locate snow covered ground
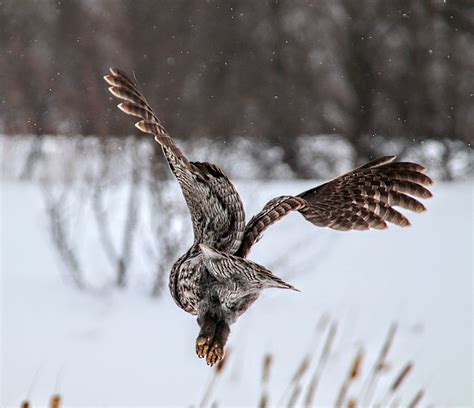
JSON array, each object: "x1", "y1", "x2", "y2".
[{"x1": 1, "y1": 179, "x2": 473, "y2": 407}]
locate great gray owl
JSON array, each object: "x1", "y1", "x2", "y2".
[{"x1": 104, "y1": 68, "x2": 432, "y2": 366}]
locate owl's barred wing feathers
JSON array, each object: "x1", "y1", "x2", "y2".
[
  {"x1": 236, "y1": 156, "x2": 433, "y2": 258},
  {"x1": 104, "y1": 67, "x2": 190, "y2": 167},
  {"x1": 104, "y1": 68, "x2": 245, "y2": 252}
]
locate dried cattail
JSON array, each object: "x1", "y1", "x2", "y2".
[
  {"x1": 376, "y1": 323, "x2": 397, "y2": 372},
  {"x1": 262, "y1": 354, "x2": 273, "y2": 384},
  {"x1": 21, "y1": 401, "x2": 30, "y2": 408},
  {"x1": 350, "y1": 350, "x2": 364, "y2": 379},
  {"x1": 335, "y1": 349, "x2": 364, "y2": 407},
  {"x1": 377, "y1": 361, "x2": 414, "y2": 407},
  {"x1": 408, "y1": 390, "x2": 425, "y2": 408},
  {"x1": 304, "y1": 322, "x2": 337, "y2": 407},
  {"x1": 259, "y1": 354, "x2": 273, "y2": 408},
  {"x1": 347, "y1": 398, "x2": 357, "y2": 408},
  {"x1": 391, "y1": 362, "x2": 413, "y2": 392},
  {"x1": 291, "y1": 355, "x2": 310, "y2": 385},
  {"x1": 50, "y1": 394, "x2": 61, "y2": 408}
]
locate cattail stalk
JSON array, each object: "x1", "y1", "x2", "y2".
[
  {"x1": 199, "y1": 350, "x2": 231, "y2": 408},
  {"x1": 408, "y1": 390, "x2": 424, "y2": 408},
  {"x1": 259, "y1": 354, "x2": 273, "y2": 408},
  {"x1": 390, "y1": 362, "x2": 413, "y2": 393},
  {"x1": 287, "y1": 384, "x2": 302, "y2": 407},
  {"x1": 376, "y1": 362, "x2": 413, "y2": 407},
  {"x1": 282, "y1": 354, "x2": 310, "y2": 406},
  {"x1": 304, "y1": 322, "x2": 338, "y2": 406},
  {"x1": 361, "y1": 323, "x2": 397, "y2": 406},
  {"x1": 334, "y1": 349, "x2": 364, "y2": 407}
]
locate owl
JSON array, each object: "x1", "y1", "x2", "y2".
[{"x1": 104, "y1": 68, "x2": 432, "y2": 366}]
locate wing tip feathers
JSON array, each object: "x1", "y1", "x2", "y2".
[
  {"x1": 135, "y1": 120, "x2": 147, "y2": 133},
  {"x1": 374, "y1": 221, "x2": 388, "y2": 230},
  {"x1": 103, "y1": 74, "x2": 114, "y2": 85},
  {"x1": 108, "y1": 86, "x2": 121, "y2": 99},
  {"x1": 400, "y1": 218, "x2": 412, "y2": 227},
  {"x1": 117, "y1": 102, "x2": 127, "y2": 114}
]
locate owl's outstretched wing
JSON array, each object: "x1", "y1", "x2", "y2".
[
  {"x1": 235, "y1": 156, "x2": 433, "y2": 258},
  {"x1": 104, "y1": 68, "x2": 245, "y2": 252}
]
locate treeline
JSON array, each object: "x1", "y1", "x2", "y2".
[{"x1": 1, "y1": 0, "x2": 472, "y2": 177}]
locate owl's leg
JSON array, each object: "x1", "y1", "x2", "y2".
[
  {"x1": 206, "y1": 320, "x2": 230, "y2": 366},
  {"x1": 196, "y1": 313, "x2": 217, "y2": 359}
]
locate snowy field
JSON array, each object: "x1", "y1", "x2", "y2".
[{"x1": 1, "y1": 179, "x2": 473, "y2": 407}]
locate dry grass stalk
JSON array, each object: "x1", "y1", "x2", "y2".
[
  {"x1": 408, "y1": 390, "x2": 425, "y2": 408},
  {"x1": 22, "y1": 364, "x2": 44, "y2": 408},
  {"x1": 50, "y1": 394, "x2": 61, "y2": 408},
  {"x1": 199, "y1": 349, "x2": 231, "y2": 408},
  {"x1": 258, "y1": 394, "x2": 269, "y2": 408},
  {"x1": 334, "y1": 349, "x2": 364, "y2": 407},
  {"x1": 281, "y1": 317, "x2": 334, "y2": 406},
  {"x1": 199, "y1": 372, "x2": 218, "y2": 408},
  {"x1": 390, "y1": 362, "x2": 413, "y2": 393},
  {"x1": 316, "y1": 313, "x2": 330, "y2": 332},
  {"x1": 262, "y1": 354, "x2": 273, "y2": 384},
  {"x1": 259, "y1": 354, "x2": 273, "y2": 408},
  {"x1": 351, "y1": 351, "x2": 364, "y2": 379},
  {"x1": 347, "y1": 398, "x2": 357, "y2": 408},
  {"x1": 377, "y1": 361, "x2": 414, "y2": 407},
  {"x1": 361, "y1": 323, "x2": 397, "y2": 406},
  {"x1": 281, "y1": 355, "x2": 310, "y2": 406},
  {"x1": 304, "y1": 322, "x2": 338, "y2": 406},
  {"x1": 278, "y1": 351, "x2": 311, "y2": 405},
  {"x1": 291, "y1": 355, "x2": 311, "y2": 385},
  {"x1": 390, "y1": 397, "x2": 401, "y2": 408},
  {"x1": 287, "y1": 384, "x2": 302, "y2": 407}
]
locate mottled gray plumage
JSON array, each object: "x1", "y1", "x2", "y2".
[{"x1": 104, "y1": 68, "x2": 433, "y2": 366}]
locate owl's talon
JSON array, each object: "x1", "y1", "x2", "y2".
[
  {"x1": 196, "y1": 335, "x2": 212, "y2": 358},
  {"x1": 206, "y1": 343, "x2": 224, "y2": 366},
  {"x1": 196, "y1": 316, "x2": 229, "y2": 366}
]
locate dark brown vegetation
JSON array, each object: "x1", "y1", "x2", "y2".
[{"x1": 1, "y1": 0, "x2": 472, "y2": 179}]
